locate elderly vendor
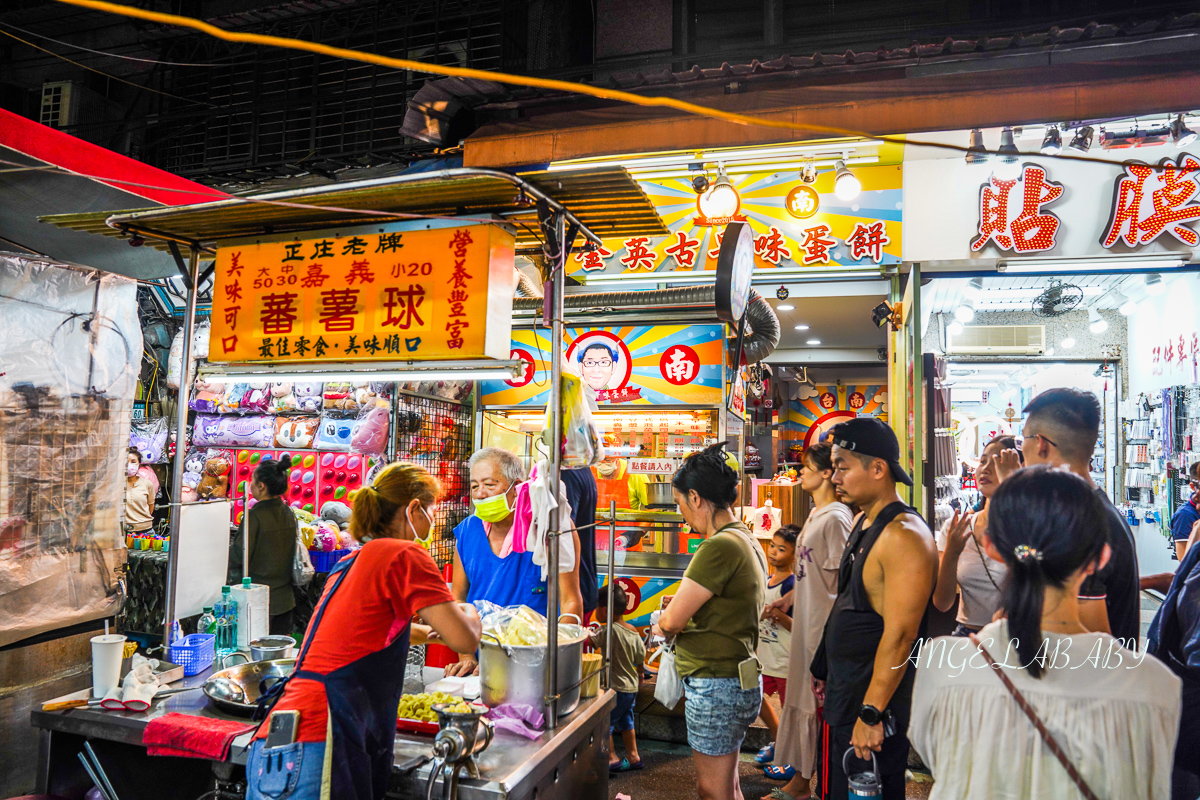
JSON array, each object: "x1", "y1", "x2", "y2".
[{"x1": 446, "y1": 447, "x2": 583, "y2": 676}]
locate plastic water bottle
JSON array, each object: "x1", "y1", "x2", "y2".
[
  {"x1": 197, "y1": 607, "x2": 216, "y2": 636},
  {"x1": 215, "y1": 586, "x2": 238, "y2": 656}
]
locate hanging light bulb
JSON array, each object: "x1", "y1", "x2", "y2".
[
  {"x1": 1145, "y1": 273, "x2": 1166, "y2": 296},
  {"x1": 1172, "y1": 114, "x2": 1197, "y2": 148},
  {"x1": 965, "y1": 128, "x2": 989, "y2": 165},
  {"x1": 1088, "y1": 307, "x2": 1108, "y2": 334},
  {"x1": 947, "y1": 320, "x2": 964, "y2": 336},
  {"x1": 698, "y1": 165, "x2": 740, "y2": 219},
  {"x1": 1068, "y1": 126, "x2": 1094, "y2": 153},
  {"x1": 962, "y1": 276, "x2": 984, "y2": 300},
  {"x1": 992, "y1": 127, "x2": 1021, "y2": 181},
  {"x1": 1114, "y1": 291, "x2": 1138, "y2": 316},
  {"x1": 833, "y1": 160, "x2": 861, "y2": 201},
  {"x1": 953, "y1": 297, "x2": 976, "y2": 323},
  {"x1": 1040, "y1": 125, "x2": 1063, "y2": 155}
]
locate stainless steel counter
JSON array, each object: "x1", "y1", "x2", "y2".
[{"x1": 32, "y1": 665, "x2": 615, "y2": 800}]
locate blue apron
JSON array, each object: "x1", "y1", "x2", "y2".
[{"x1": 259, "y1": 551, "x2": 411, "y2": 800}]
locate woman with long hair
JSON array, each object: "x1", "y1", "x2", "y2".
[
  {"x1": 932, "y1": 436, "x2": 1021, "y2": 636},
  {"x1": 912, "y1": 466, "x2": 1181, "y2": 799},
  {"x1": 763, "y1": 443, "x2": 854, "y2": 799},
  {"x1": 244, "y1": 463, "x2": 482, "y2": 800},
  {"x1": 651, "y1": 442, "x2": 768, "y2": 800}
]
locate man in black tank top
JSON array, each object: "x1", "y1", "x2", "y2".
[{"x1": 810, "y1": 417, "x2": 937, "y2": 800}]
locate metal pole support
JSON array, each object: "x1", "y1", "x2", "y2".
[
  {"x1": 605, "y1": 500, "x2": 616, "y2": 692},
  {"x1": 545, "y1": 213, "x2": 566, "y2": 728},
  {"x1": 163, "y1": 247, "x2": 201, "y2": 647}
]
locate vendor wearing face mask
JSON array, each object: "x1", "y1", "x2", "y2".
[
  {"x1": 446, "y1": 447, "x2": 584, "y2": 677},
  {"x1": 124, "y1": 448, "x2": 155, "y2": 534},
  {"x1": 591, "y1": 434, "x2": 650, "y2": 550}
]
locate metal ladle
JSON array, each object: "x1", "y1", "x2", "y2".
[{"x1": 205, "y1": 675, "x2": 247, "y2": 704}]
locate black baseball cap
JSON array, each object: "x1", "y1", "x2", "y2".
[{"x1": 829, "y1": 416, "x2": 913, "y2": 486}]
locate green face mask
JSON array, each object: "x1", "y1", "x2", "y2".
[{"x1": 473, "y1": 485, "x2": 514, "y2": 522}]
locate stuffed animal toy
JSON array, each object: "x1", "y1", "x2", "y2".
[
  {"x1": 315, "y1": 414, "x2": 354, "y2": 451},
  {"x1": 295, "y1": 382, "x2": 323, "y2": 412},
  {"x1": 350, "y1": 406, "x2": 390, "y2": 456},
  {"x1": 351, "y1": 382, "x2": 376, "y2": 408},
  {"x1": 130, "y1": 419, "x2": 169, "y2": 463},
  {"x1": 218, "y1": 382, "x2": 249, "y2": 414},
  {"x1": 241, "y1": 382, "x2": 270, "y2": 413},
  {"x1": 312, "y1": 524, "x2": 338, "y2": 553},
  {"x1": 320, "y1": 501, "x2": 352, "y2": 530},
  {"x1": 323, "y1": 382, "x2": 357, "y2": 412},
  {"x1": 192, "y1": 322, "x2": 211, "y2": 360},
  {"x1": 182, "y1": 485, "x2": 199, "y2": 504},
  {"x1": 337, "y1": 530, "x2": 354, "y2": 550},
  {"x1": 166, "y1": 329, "x2": 184, "y2": 390},
  {"x1": 275, "y1": 416, "x2": 318, "y2": 449},
  {"x1": 193, "y1": 415, "x2": 276, "y2": 448},
  {"x1": 189, "y1": 378, "x2": 225, "y2": 413},
  {"x1": 269, "y1": 382, "x2": 299, "y2": 413},
  {"x1": 197, "y1": 452, "x2": 231, "y2": 499}
]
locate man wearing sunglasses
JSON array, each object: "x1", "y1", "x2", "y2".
[{"x1": 1021, "y1": 388, "x2": 1140, "y2": 648}]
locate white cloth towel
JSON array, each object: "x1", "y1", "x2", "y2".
[{"x1": 528, "y1": 460, "x2": 577, "y2": 580}]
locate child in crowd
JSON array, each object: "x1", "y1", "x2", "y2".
[
  {"x1": 591, "y1": 582, "x2": 646, "y2": 774},
  {"x1": 756, "y1": 525, "x2": 797, "y2": 779}
]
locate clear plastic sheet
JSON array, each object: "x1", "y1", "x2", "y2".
[{"x1": 0, "y1": 254, "x2": 139, "y2": 646}]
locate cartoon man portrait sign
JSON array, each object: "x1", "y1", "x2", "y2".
[{"x1": 566, "y1": 330, "x2": 638, "y2": 402}]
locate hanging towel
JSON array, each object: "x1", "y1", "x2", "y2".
[
  {"x1": 143, "y1": 712, "x2": 254, "y2": 759},
  {"x1": 528, "y1": 460, "x2": 577, "y2": 580},
  {"x1": 496, "y1": 481, "x2": 533, "y2": 558}
]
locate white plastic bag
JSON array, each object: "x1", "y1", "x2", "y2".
[
  {"x1": 541, "y1": 374, "x2": 605, "y2": 468},
  {"x1": 166, "y1": 329, "x2": 184, "y2": 389},
  {"x1": 651, "y1": 641, "x2": 684, "y2": 708},
  {"x1": 293, "y1": 526, "x2": 315, "y2": 587}
]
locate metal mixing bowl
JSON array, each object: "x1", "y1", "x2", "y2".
[{"x1": 202, "y1": 658, "x2": 295, "y2": 716}]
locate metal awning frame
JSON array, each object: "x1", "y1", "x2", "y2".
[{"x1": 97, "y1": 168, "x2": 614, "y2": 255}]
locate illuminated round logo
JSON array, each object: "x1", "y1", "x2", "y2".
[
  {"x1": 506, "y1": 348, "x2": 536, "y2": 387},
  {"x1": 566, "y1": 331, "x2": 633, "y2": 393},
  {"x1": 819, "y1": 391, "x2": 837, "y2": 410},
  {"x1": 848, "y1": 391, "x2": 866, "y2": 410},
  {"x1": 659, "y1": 344, "x2": 700, "y2": 386},
  {"x1": 785, "y1": 184, "x2": 820, "y2": 219}
]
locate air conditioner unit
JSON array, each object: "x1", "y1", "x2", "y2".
[
  {"x1": 947, "y1": 324, "x2": 1045, "y2": 355},
  {"x1": 40, "y1": 80, "x2": 115, "y2": 132}
]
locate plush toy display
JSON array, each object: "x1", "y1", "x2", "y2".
[
  {"x1": 166, "y1": 329, "x2": 185, "y2": 390},
  {"x1": 295, "y1": 382, "x2": 323, "y2": 412},
  {"x1": 217, "y1": 382, "x2": 249, "y2": 414},
  {"x1": 194, "y1": 414, "x2": 277, "y2": 448},
  {"x1": 315, "y1": 414, "x2": 355, "y2": 451},
  {"x1": 311, "y1": 524, "x2": 338, "y2": 552},
  {"x1": 181, "y1": 449, "x2": 206, "y2": 502},
  {"x1": 323, "y1": 382, "x2": 357, "y2": 412},
  {"x1": 192, "y1": 321, "x2": 211, "y2": 360},
  {"x1": 350, "y1": 406, "x2": 390, "y2": 456},
  {"x1": 196, "y1": 452, "x2": 232, "y2": 499},
  {"x1": 241, "y1": 383, "x2": 270, "y2": 413},
  {"x1": 275, "y1": 416, "x2": 319, "y2": 449},
  {"x1": 269, "y1": 382, "x2": 300, "y2": 413},
  {"x1": 130, "y1": 418, "x2": 169, "y2": 463},
  {"x1": 320, "y1": 501, "x2": 352, "y2": 530},
  {"x1": 189, "y1": 378, "x2": 225, "y2": 413}
]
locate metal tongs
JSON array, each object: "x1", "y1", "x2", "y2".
[{"x1": 77, "y1": 741, "x2": 121, "y2": 800}]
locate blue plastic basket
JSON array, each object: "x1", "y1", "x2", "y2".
[
  {"x1": 310, "y1": 548, "x2": 350, "y2": 573},
  {"x1": 168, "y1": 633, "x2": 216, "y2": 677}
]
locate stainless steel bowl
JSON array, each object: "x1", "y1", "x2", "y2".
[
  {"x1": 645, "y1": 481, "x2": 676, "y2": 508},
  {"x1": 202, "y1": 658, "x2": 295, "y2": 716}
]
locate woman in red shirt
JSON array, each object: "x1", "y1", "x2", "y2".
[{"x1": 246, "y1": 463, "x2": 482, "y2": 800}]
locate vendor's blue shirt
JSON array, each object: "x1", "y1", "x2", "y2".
[
  {"x1": 1171, "y1": 495, "x2": 1200, "y2": 542},
  {"x1": 453, "y1": 515, "x2": 547, "y2": 615}
]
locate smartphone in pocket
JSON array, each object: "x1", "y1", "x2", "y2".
[
  {"x1": 265, "y1": 710, "x2": 300, "y2": 749},
  {"x1": 737, "y1": 656, "x2": 761, "y2": 691}
]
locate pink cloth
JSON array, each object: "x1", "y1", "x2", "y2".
[{"x1": 496, "y1": 482, "x2": 532, "y2": 558}]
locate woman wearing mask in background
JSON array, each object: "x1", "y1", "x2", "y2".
[
  {"x1": 911, "y1": 466, "x2": 1181, "y2": 800},
  {"x1": 446, "y1": 447, "x2": 583, "y2": 677},
  {"x1": 124, "y1": 448, "x2": 156, "y2": 534},
  {"x1": 652, "y1": 442, "x2": 767, "y2": 800},
  {"x1": 230, "y1": 456, "x2": 298, "y2": 635},
  {"x1": 763, "y1": 442, "x2": 853, "y2": 800},
  {"x1": 245, "y1": 463, "x2": 482, "y2": 800},
  {"x1": 932, "y1": 436, "x2": 1022, "y2": 636}
]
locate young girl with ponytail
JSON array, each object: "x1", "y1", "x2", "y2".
[
  {"x1": 911, "y1": 465, "x2": 1181, "y2": 800},
  {"x1": 230, "y1": 454, "x2": 298, "y2": 634},
  {"x1": 244, "y1": 462, "x2": 481, "y2": 800}
]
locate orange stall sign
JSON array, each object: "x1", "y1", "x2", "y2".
[{"x1": 209, "y1": 224, "x2": 515, "y2": 362}]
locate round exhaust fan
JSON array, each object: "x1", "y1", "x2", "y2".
[{"x1": 1032, "y1": 280, "x2": 1084, "y2": 317}]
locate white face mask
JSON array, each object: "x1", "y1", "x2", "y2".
[{"x1": 407, "y1": 504, "x2": 436, "y2": 544}]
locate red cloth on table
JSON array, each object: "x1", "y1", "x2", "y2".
[{"x1": 143, "y1": 712, "x2": 254, "y2": 759}]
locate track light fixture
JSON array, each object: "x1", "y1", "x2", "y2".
[
  {"x1": 993, "y1": 127, "x2": 1021, "y2": 181},
  {"x1": 1172, "y1": 114, "x2": 1197, "y2": 148},
  {"x1": 1068, "y1": 126, "x2": 1094, "y2": 153},
  {"x1": 965, "y1": 128, "x2": 989, "y2": 165},
  {"x1": 1040, "y1": 126, "x2": 1062, "y2": 155}
]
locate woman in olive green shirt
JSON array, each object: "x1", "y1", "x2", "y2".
[
  {"x1": 653, "y1": 443, "x2": 767, "y2": 800},
  {"x1": 230, "y1": 456, "x2": 298, "y2": 635}
]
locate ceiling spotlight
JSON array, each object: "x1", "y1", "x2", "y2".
[
  {"x1": 1040, "y1": 125, "x2": 1063, "y2": 155},
  {"x1": 870, "y1": 301, "x2": 893, "y2": 329},
  {"x1": 1116, "y1": 291, "x2": 1138, "y2": 316},
  {"x1": 794, "y1": 323, "x2": 809, "y2": 330},
  {"x1": 1145, "y1": 273, "x2": 1165, "y2": 296},
  {"x1": 1172, "y1": 114, "x2": 1197, "y2": 148},
  {"x1": 947, "y1": 320, "x2": 964, "y2": 336},
  {"x1": 778, "y1": 304, "x2": 795, "y2": 311},
  {"x1": 993, "y1": 127, "x2": 1021, "y2": 180},
  {"x1": 833, "y1": 160, "x2": 862, "y2": 201},
  {"x1": 1088, "y1": 307, "x2": 1108, "y2": 334},
  {"x1": 1068, "y1": 126, "x2": 1094, "y2": 153},
  {"x1": 128, "y1": 235, "x2": 145, "y2": 247},
  {"x1": 965, "y1": 128, "x2": 989, "y2": 165},
  {"x1": 953, "y1": 298, "x2": 976, "y2": 323},
  {"x1": 806, "y1": 338, "x2": 822, "y2": 346},
  {"x1": 698, "y1": 166, "x2": 739, "y2": 218},
  {"x1": 691, "y1": 174, "x2": 710, "y2": 193},
  {"x1": 962, "y1": 276, "x2": 984, "y2": 300},
  {"x1": 1060, "y1": 337, "x2": 1076, "y2": 349},
  {"x1": 799, "y1": 160, "x2": 818, "y2": 184}
]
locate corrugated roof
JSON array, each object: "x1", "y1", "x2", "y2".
[{"x1": 40, "y1": 166, "x2": 667, "y2": 253}]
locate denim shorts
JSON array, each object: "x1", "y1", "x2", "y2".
[
  {"x1": 246, "y1": 739, "x2": 325, "y2": 800},
  {"x1": 611, "y1": 690, "x2": 637, "y2": 733},
  {"x1": 683, "y1": 676, "x2": 763, "y2": 756}
]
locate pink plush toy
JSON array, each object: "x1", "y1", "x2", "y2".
[{"x1": 350, "y1": 406, "x2": 390, "y2": 456}]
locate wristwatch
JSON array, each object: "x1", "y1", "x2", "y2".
[{"x1": 858, "y1": 704, "x2": 883, "y2": 726}]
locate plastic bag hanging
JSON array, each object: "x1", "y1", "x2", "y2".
[{"x1": 540, "y1": 373, "x2": 605, "y2": 468}]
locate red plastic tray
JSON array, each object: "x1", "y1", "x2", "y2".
[{"x1": 396, "y1": 716, "x2": 439, "y2": 735}]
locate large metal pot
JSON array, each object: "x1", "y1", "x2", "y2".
[
  {"x1": 479, "y1": 626, "x2": 589, "y2": 716},
  {"x1": 202, "y1": 658, "x2": 295, "y2": 716},
  {"x1": 645, "y1": 481, "x2": 676, "y2": 508}
]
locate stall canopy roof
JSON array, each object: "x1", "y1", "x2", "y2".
[
  {"x1": 41, "y1": 165, "x2": 667, "y2": 254},
  {"x1": 0, "y1": 108, "x2": 230, "y2": 280}
]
